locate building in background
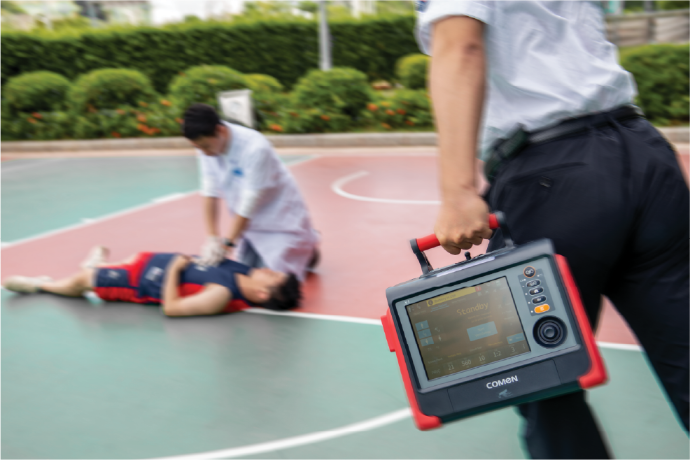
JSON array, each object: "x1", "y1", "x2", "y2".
[{"x1": 76, "y1": 1, "x2": 151, "y2": 25}]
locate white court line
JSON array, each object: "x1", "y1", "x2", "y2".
[
  {"x1": 331, "y1": 170, "x2": 441, "y2": 205},
  {"x1": 152, "y1": 192, "x2": 189, "y2": 203},
  {"x1": 244, "y1": 307, "x2": 381, "y2": 325},
  {"x1": 151, "y1": 408, "x2": 411, "y2": 460},
  {"x1": 1, "y1": 191, "x2": 198, "y2": 249},
  {"x1": 596, "y1": 341, "x2": 642, "y2": 352},
  {"x1": 1, "y1": 156, "x2": 314, "y2": 249},
  {"x1": 1, "y1": 157, "x2": 67, "y2": 173}
]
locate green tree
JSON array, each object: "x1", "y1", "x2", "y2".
[
  {"x1": 658, "y1": 1, "x2": 690, "y2": 10},
  {"x1": 241, "y1": 1, "x2": 295, "y2": 20},
  {"x1": 1, "y1": 2, "x2": 25, "y2": 14}
]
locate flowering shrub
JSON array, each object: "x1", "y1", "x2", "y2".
[
  {"x1": 395, "y1": 54, "x2": 430, "y2": 90},
  {"x1": 291, "y1": 67, "x2": 373, "y2": 123},
  {"x1": 68, "y1": 68, "x2": 159, "y2": 113},
  {"x1": 280, "y1": 108, "x2": 351, "y2": 133},
  {"x1": 4, "y1": 71, "x2": 72, "y2": 114},
  {"x1": 362, "y1": 89, "x2": 433, "y2": 129},
  {"x1": 1, "y1": 110, "x2": 74, "y2": 141},
  {"x1": 244, "y1": 74, "x2": 284, "y2": 94},
  {"x1": 72, "y1": 100, "x2": 183, "y2": 139},
  {"x1": 168, "y1": 65, "x2": 248, "y2": 112}
]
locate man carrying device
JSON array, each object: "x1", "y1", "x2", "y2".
[
  {"x1": 2, "y1": 246, "x2": 300, "y2": 316},
  {"x1": 183, "y1": 103, "x2": 320, "y2": 281},
  {"x1": 417, "y1": 1, "x2": 688, "y2": 458}
]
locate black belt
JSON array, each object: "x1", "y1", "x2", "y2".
[{"x1": 484, "y1": 105, "x2": 645, "y2": 183}]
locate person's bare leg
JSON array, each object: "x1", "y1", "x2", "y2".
[{"x1": 36, "y1": 268, "x2": 95, "y2": 297}]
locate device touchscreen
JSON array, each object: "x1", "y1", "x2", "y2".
[{"x1": 406, "y1": 278, "x2": 530, "y2": 380}]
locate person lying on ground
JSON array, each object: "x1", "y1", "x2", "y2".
[{"x1": 2, "y1": 246, "x2": 301, "y2": 317}]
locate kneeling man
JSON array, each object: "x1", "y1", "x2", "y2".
[{"x1": 2, "y1": 246, "x2": 300, "y2": 316}]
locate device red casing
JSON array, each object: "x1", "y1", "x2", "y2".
[{"x1": 381, "y1": 246, "x2": 607, "y2": 431}]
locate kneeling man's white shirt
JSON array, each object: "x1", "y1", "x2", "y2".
[{"x1": 197, "y1": 121, "x2": 319, "y2": 280}]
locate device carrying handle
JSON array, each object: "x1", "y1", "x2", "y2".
[
  {"x1": 416, "y1": 213, "x2": 502, "y2": 252},
  {"x1": 410, "y1": 211, "x2": 512, "y2": 275}
]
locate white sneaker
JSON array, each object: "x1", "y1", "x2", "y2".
[
  {"x1": 3, "y1": 276, "x2": 52, "y2": 294},
  {"x1": 80, "y1": 246, "x2": 109, "y2": 270}
]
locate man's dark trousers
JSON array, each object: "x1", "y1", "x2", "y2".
[{"x1": 484, "y1": 115, "x2": 689, "y2": 459}]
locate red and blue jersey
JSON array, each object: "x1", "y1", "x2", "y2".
[{"x1": 93, "y1": 252, "x2": 253, "y2": 313}]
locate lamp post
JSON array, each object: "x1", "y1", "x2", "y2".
[{"x1": 318, "y1": 0, "x2": 331, "y2": 71}]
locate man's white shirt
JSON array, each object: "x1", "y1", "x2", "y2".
[
  {"x1": 197, "y1": 121, "x2": 319, "y2": 280},
  {"x1": 416, "y1": 0, "x2": 637, "y2": 160}
]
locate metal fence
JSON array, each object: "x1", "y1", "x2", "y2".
[{"x1": 606, "y1": 9, "x2": 690, "y2": 47}]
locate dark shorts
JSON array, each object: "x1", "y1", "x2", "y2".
[{"x1": 93, "y1": 252, "x2": 156, "y2": 303}]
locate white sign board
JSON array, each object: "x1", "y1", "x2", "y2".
[{"x1": 218, "y1": 89, "x2": 254, "y2": 129}]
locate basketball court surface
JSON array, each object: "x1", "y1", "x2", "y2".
[{"x1": 2, "y1": 145, "x2": 689, "y2": 459}]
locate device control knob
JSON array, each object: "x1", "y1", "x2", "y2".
[{"x1": 534, "y1": 317, "x2": 567, "y2": 347}]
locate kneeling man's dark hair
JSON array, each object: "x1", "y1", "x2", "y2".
[
  {"x1": 262, "y1": 273, "x2": 301, "y2": 311},
  {"x1": 183, "y1": 103, "x2": 221, "y2": 140}
]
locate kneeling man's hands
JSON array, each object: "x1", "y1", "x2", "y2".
[
  {"x1": 435, "y1": 190, "x2": 493, "y2": 255},
  {"x1": 199, "y1": 236, "x2": 226, "y2": 266}
]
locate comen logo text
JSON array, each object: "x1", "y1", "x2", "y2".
[{"x1": 486, "y1": 376, "x2": 518, "y2": 389}]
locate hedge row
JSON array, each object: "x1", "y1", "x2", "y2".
[
  {"x1": 1, "y1": 62, "x2": 436, "y2": 141},
  {"x1": 1, "y1": 16, "x2": 418, "y2": 93},
  {"x1": 620, "y1": 43, "x2": 689, "y2": 125}
]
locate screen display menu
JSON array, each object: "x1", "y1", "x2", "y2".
[{"x1": 406, "y1": 277, "x2": 530, "y2": 380}]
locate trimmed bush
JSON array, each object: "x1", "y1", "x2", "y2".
[
  {"x1": 620, "y1": 44, "x2": 689, "y2": 125},
  {"x1": 1, "y1": 110, "x2": 74, "y2": 141},
  {"x1": 1, "y1": 16, "x2": 418, "y2": 92},
  {"x1": 291, "y1": 67, "x2": 372, "y2": 121},
  {"x1": 3, "y1": 71, "x2": 72, "y2": 114},
  {"x1": 244, "y1": 74, "x2": 284, "y2": 93},
  {"x1": 263, "y1": 107, "x2": 351, "y2": 134},
  {"x1": 73, "y1": 103, "x2": 182, "y2": 140},
  {"x1": 363, "y1": 89, "x2": 433, "y2": 129},
  {"x1": 68, "y1": 68, "x2": 158, "y2": 113},
  {"x1": 657, "y1": 0, "x2": 690, "y2": 10},
  {"x1": 169, "y1": 65, "x2": 247, "y2": 112},
  {"x1": 395, "y1": 54, "x2": 429, "y2": 90}
]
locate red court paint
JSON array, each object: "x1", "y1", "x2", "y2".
[{"x1": 2, "y1": 154, "x2": 640, "y2": 346}]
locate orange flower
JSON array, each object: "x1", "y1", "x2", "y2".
[
  {"x1": 381, "y1": 122, "x2": 391, "y2": 129},
  {"x1": 150, "y1": 127, "x2": 161, "y2": 134},
  {"x1": 116, "y1": 109, "x2": 126, "y2": 115},
  {"x1": 138, "y1": 101, "x2": 149, "y2": 107},
  {"x1": 111, "y1": 131, "x2": 122, "y2": 138},
  {"x1": 137, "y1": 123, "x2": 147, "y2": 131},
  {"x1": 179, "y1": 72, "x2": 186, "y2": 76},
  {"x1": 385, "y1": 109, "x2": 395, "y2": 116},
  {"x1": 367, "y1": 103, "x2": 378, "y2": 112},
  {"x1": 405, "y1": 120, "x2": 415, "y2": 126},
  {"x1": 27, "y1": 117, "x2": 37, "y2": 124},
  {"x1": 160, "y1": 99, "x2": 172, "y2": 107},
  {"x1": 175, "y1": 117, "x2": 183, "y2": 124},
  {"x1": 397, "y1": 109, "x2": 406, "y2": 115},
  {"x1": 289, "y1": 111, "x2": 299, "y2": 118},
  {"x1": 320, "y1": 115, "x2": 330, "y2": 121},
  {"x1": 137, "y1": 114, "x2": 147, "y2": 123},
  {"x1": 269, "y1": 124, "x2": 284, "y2": 132},
  {"x1": 31, "y1": 112, "x2": 42, "y2": 119}
]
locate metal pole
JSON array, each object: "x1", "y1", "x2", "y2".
[
  {"x1": 86, "y1": 1, "x2": 98, "y2": 27},
  {"x1": 43, "y1": 0, "x2": 53, "y2": 30},
  {"x1": 319, "y1": 0, "x2": 331, "y2": 71}
]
